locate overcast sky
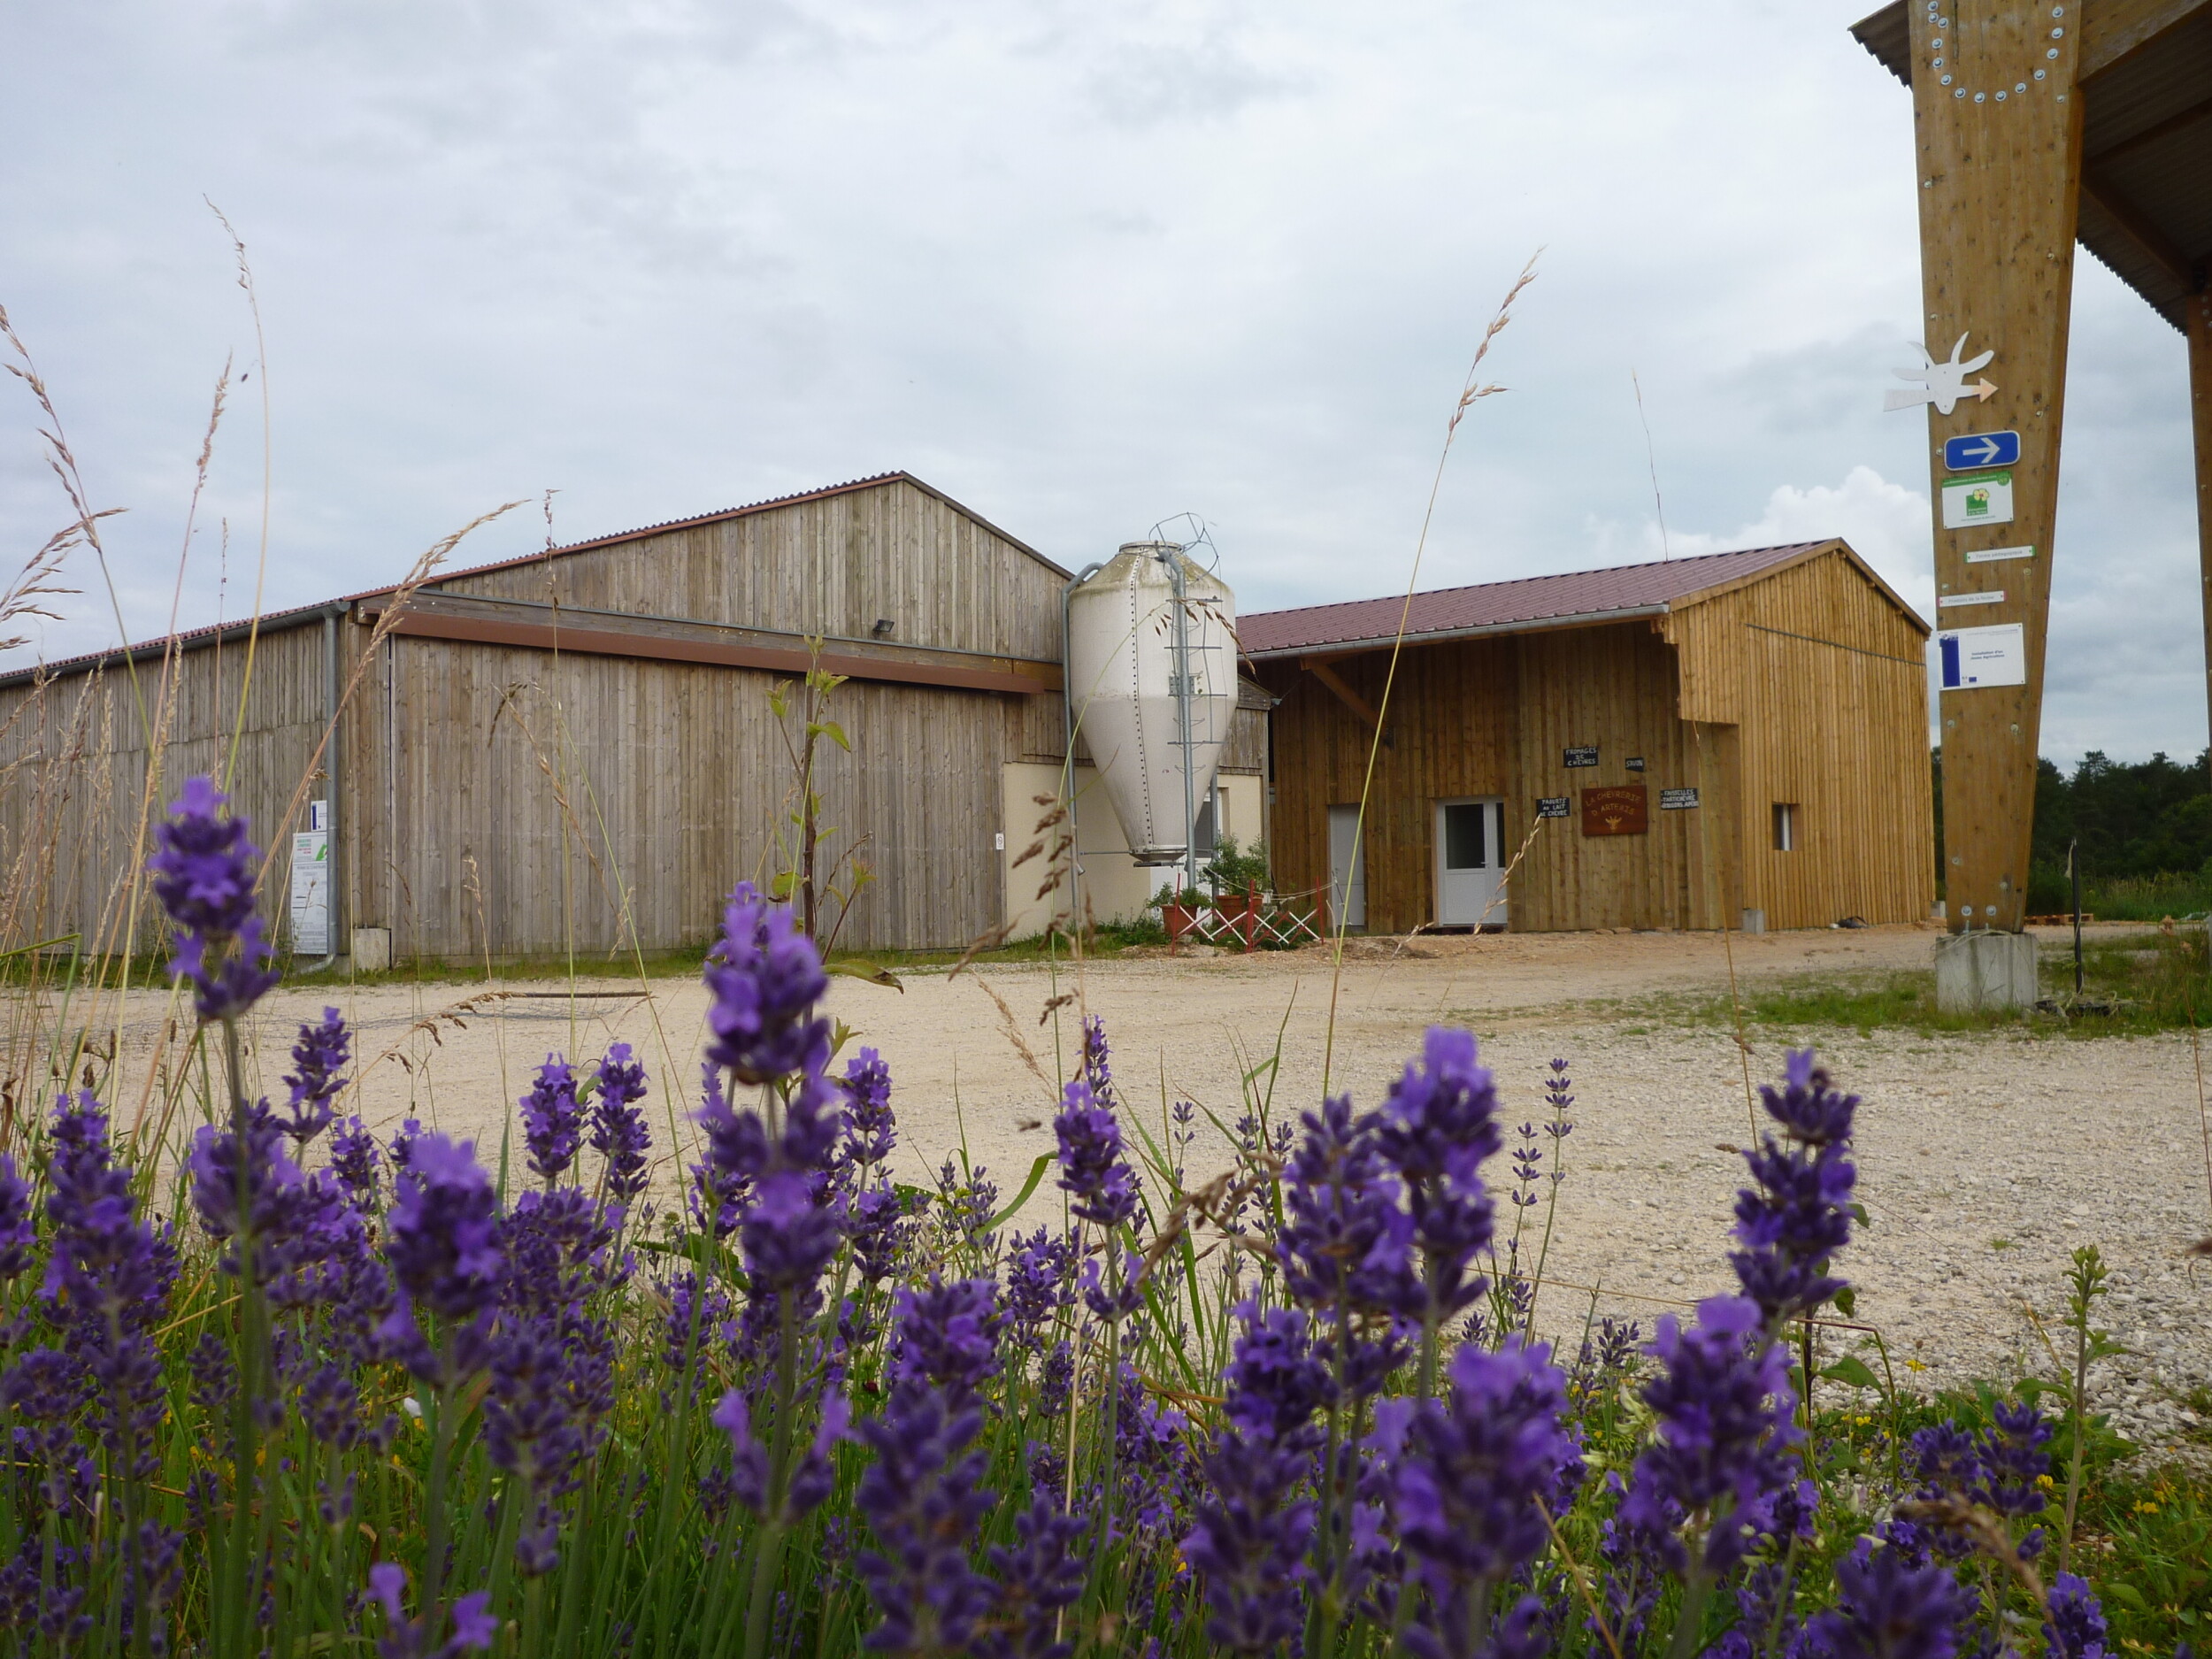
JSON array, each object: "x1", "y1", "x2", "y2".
[{"x1": 2, "y1": 2, "x2": 2201, "y2": 764}]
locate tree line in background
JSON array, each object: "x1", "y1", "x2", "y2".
[{"x1": 1932, "y1": 746, "x2": 2212, "y2": 917}]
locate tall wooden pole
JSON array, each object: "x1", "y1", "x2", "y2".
[
  {"x1": 1909, "y1": 1, "x2": 2082, "y2": 933},
  {"x1": 2193, "y1": 288, "x2": 2212, "y2": 787}
]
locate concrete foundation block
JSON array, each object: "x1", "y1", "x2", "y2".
[
  {"x1": 1739, "y1": 909, "x2": 1766, "y2": 935},
  {"x1": 351, "y1": 926, "x2": 392, "y2": 974},
  {"x1": 1933, "y1": 930, "x2": 2037, "y2": 1013}
]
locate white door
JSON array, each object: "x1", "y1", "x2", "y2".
[
  {"x1": 1435, "y1": 797, "x2": 1508, "y2": 927},
  {"x1": 1327, "y1": 805, "x2": 1366, "y2": 930}
]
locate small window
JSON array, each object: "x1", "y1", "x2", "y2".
[
  {"x1": 1772, "y1": 803, "x2": 1798, "y2": 852},
  {"x1": 1443, "y1": 802, "x2": 1487, "y2": 870}
]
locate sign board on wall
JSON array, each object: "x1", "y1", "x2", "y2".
[
  {"x1": 1580, "y1": 785, "x2": 1648, "y2": 837},
  {"x1": 1563, "y1": 746, "x2": 1599, "y2": 768},
  {"x1": 290, "y1": 805, "x2": 330, "y2": 956},
  {"x1": 1659, "y1": 788, "x2": 1700, "y2": 810},
  {"x1": 1536, "y1": 797, "x2": 1571, "y2": 819},
  {"x1": 1935, "y1": 624, "x2": 2027, "y2": 690}
]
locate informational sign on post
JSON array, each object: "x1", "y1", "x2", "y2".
[
  {"x1": 1940, "y1": 470, "x2": 2014, "y2": 529},
  {"x1": 1935, "y1": 624, "x2": 2027, "y2": 691},
  {"x1": 290, "y1": 800, "x2": 330, "y2": 956}
]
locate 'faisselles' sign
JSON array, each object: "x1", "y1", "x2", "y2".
[{"x1": 1580, "y1": 786, "x2": 1647, "y2": 837}]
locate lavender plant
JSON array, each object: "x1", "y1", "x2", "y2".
[{"x1": 0, "y1": 774, "x2": 2186, "y2": 1659}]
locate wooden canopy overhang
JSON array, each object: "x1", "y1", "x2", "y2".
[{"x1": 1855, "y1": 1, "x2": 2212, "y2": 328}]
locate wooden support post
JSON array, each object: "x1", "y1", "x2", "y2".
[
  {"x1": 1909, "y1": 0, "x2": 2082, "y2": 933},
  {"x1": 2192, "y1": 289, "x2": 2212, "y2": 787}
]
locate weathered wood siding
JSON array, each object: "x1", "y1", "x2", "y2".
[
  {"x1": 344, "y1": 633, "x2": 1018, "y2": 958},
  {"x1": 1258, "y1": 545, "x2": 1933, "y2": 933},
  {"x1": 1, "y1": 477, "x2": 1094, "y2": 960},
  {"x1": 0, "y1": 623, "x2": 330, "y2": 958},
  {"x1": 442, "y1": 478, "x2": 1064, "y2": 661}
]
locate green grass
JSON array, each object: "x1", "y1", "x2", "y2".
[
  {"x1": 4, "y1": 918, "x2": 1177, "y2": 995},
  {"x1": 2071, "y1": 874, "x2": 2212, "y2": 924},
  {"x1": 1624, "y1": 926, "x2": 2212, "y2": 1039}
]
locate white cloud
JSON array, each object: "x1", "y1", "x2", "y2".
[{"x1": 1665, "y1": 465, "x2": 1935, "y2": 621}]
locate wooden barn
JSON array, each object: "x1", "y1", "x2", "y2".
[
  {"x1": 0, "y1": 472, "x2": 1267, "y2": 963},
  {"x1": 1241, "y1": 541, "x2": 1936, "y2": 934}
]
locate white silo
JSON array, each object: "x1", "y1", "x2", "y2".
[{"x1": 1063, "y1": 541, "x2": 1238, "y2": 886}]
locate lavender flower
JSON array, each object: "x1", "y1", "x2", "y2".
[
  {"x1": 979, "y1": 1494, "x2": 1085, "y2": 1659},
  {"x1": 1183, "y1": 1302, "x2": 1329, "y2": 1653},
  {"x1": 1384, "y1": 1336, "x2": 1583, "y2": 1658},
  {"x1": 278, "y1": 1007, "x2": 350, "y2": 1144},
  {"x1": 1004, "y1": 1225, "x2": 1076, "y2": 1348},
  {"x1": 520, "y1": 1055, "x2": 582, "y2": 1185},
  {"x1": 856, "y1": 1390, "x2": 996, "y2": 1652},
  {"x1": 1054, "y1": 1077, "x2": 1139, "y2": 1230},
  {"x1": 589, "y1": 1042, "x2": 651, "y2": 1203},
  {"x1": 2044, "y1": 1572, "x2": 2110, "y2": 1659},
  {"x1": 1617, "y1": 1294, "x2": 1799, "y2": 1578},
  {"x1": 147, "y1": 775, "x2": 280, "y2": 1021},
  {"x1": 381, "y1": 1133, "x2": 503, "y2": 1384},
  {"x1": 1797, "y1": 1539, "x2": 1971, "y2": 1659},
  {"x1": 840, "y1": 1046, "x2": 896, "y2": 1172},
  {"x1": 887, "y1": 1276, "x2": 1002, "y2": 1407},
  {"x1": 330, "y1": 1117, "x2": 383, "y2": 1213},
  {"x1": 365, "y1": 1562, "x2": 497, "y2": 1659},
  {"x1": 712, "y1": 1386, "x2": 849, "y2": 1526},
  {"x1": 1730, "y1": 1050, "x2": 1858, "y2": 1328},
  {"x1": 703, "y1": 881, "x2": 831, "y2": 1086},
  {"x1": 1910, "y1": 1399, "x2": 2052, "y2": 1561},
  {"x1": 41, "y1": 1093, "x2": 176, "y2": 1478},
  {"x1": 0, "y1": 1153, "x2": 35, "y2": 1278},
  {"x1": 1372, "y1": 1026, "x2": 1501, "y2": 1336},
  {"x1": 1277, "y1": 1094, "x2": 1422, "y2": 1390}
]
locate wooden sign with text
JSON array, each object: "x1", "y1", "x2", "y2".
[{"x1": 1580, "y1": 785, "x2": 1648, "y2": 837}]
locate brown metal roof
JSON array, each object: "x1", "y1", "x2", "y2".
[
  {"x1": 0, "y1": 472, "x2": 1064, "y2": 689},
  {"x1": 1851, "y1": 1, "x2": 2212, "y2": 332},
  {"x1": 1238, "y1": 541, "x2": 1870, "y2": 659}
]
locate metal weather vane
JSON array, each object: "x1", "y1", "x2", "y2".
[{"x1": 1884, "y1": 333, "x2": 1999, "y2": 413}]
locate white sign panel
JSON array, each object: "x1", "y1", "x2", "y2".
[
  {"x1": 1940, "y1": 470, "x2": 2014, "y2": 529},
  {"x1": 1937, "y1": 591, "x2": 2004, "y2": 608},
  {"x1": 290, "y1": 820, "x2": 330, "y2": 956},
  {"x1": 1936, "y1": 624, "x2": 2026, "y2": 691},
  {"x1": 1965, "y1": 544, "x2": 2034, "y2": 565}
]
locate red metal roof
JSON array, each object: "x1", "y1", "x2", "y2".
[{"x1": 1237, "y1": 542, "x2": 1839, "y2": 657}]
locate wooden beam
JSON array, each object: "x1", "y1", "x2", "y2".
[
  {"x1": 2079, "y1": 0, "x2": 2212, "y2": 79},
  {"x1": 359, "y1": 602, "x2": 1059, "y2": 695},
  {"x1": 2079, "y1": 167, "x2": 2199, "y2": 288},
  {"x1": 1909, "y1": 0, "x2": 2085, "y2": 933},
  {"x1": 2192, "y1": 290, "x2": 2212, "y2": 790},
  {"x1": 1300, "y1": 657, "x2": 1379, "y2": 729},
  {"x1": 2087, "y1": 88, "x2": 2212, "y2": 167}
]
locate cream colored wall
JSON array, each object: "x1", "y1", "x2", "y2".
[{"x1": 1000, "y1": 763, "x2": 1267, "y2": 940}]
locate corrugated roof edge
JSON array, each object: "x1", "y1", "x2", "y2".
[
  {"x1": 1238, "y1": 538, "x2": 1927, "y2": 661},
  {"x1": 0, "y1": 472, "x2": 1070, "y2": 690}
]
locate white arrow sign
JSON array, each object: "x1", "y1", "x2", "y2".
[{"x1": 1885, "y1": 333, "x2": 1999, "y2": 415}]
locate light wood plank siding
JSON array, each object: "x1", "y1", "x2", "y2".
[
  {"x1": 1257, "y1": 545, "x2": 1933, "y2": 933},
  {"x1": 0, "y1": 624, "x2": 331, "y2": 956}
]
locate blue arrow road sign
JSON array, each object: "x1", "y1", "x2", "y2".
[{"x1": 1943, "y1": 430, "x2": 2020, "y2": 471}]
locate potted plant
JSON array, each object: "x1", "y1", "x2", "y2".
[
  {"x1": 1203, "y1": 835, "x2": 1271, "y2": 948},
  {"x1": 1152, "y1": 882, "x2": 1206, "y2": 944}
]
